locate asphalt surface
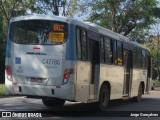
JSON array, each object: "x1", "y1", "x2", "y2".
[{"x1": 0, "y1": 87, "x2": 160, "y2": 120}]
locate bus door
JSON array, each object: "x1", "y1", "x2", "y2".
[
  {"x1": 88, "y1": 39, "x2": 100, "y2": 100},
  {"x1": 123, "y1": 50, "x2": 132, "y2": 97}
]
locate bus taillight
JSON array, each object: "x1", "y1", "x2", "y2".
[
  {"x1": 5, "y1": 66, "x2": 11, "y2": 75},
  {"x1": 64, "y1": 74, "x2": 69, "y2": 79},
  {"x1": 5, "y1": 65, "x2": 12, "y2": 80},
  {"x1": 7, "y1": 70, "x2": 11, "y2": 75},
  {"x1": 62, "y1": 68, "x2": 72, "y2": 84}
]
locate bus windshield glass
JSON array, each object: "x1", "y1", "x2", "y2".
[{"x1": 9, "y1": 20, "x2": 68, "y2": 45}]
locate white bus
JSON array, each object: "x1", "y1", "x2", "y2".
[{"x1": 5, "y1": 15, "x2": 152, "y2": 111}]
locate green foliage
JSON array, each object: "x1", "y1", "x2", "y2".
[
  {"x1": 32, "y1": 0, "x2": 79, "y2": 16},
  {"x1": 145, "y1": 35, "x2": 160, "y2": 80},
  {"x1": 31, "y1": 0, "x2": 54, "y2": 14},
  {"x1": 0, "y1": 0, "x2": 36, "y2": 83},
  {"x1": 128, "y1": 28, "x2": 150, "y2": 44},
  {"x1": 66, "y1": 0, "x2": 78, "y2": 17},
  {"x1": 77, "y1": 0, "x2": 160, "y2": 39},
  {"x1": 0, "y1": 84, "x2": 6, "y2": 96},
  {"x1": 0, "y1": 0, "x2": 35, "y2": 21},
  {"x1": 0, "y1": 13, "x2": 5, "y2": 84},
  {"x1": 154, "y1": 80, "x2": 160, "y2": 86},
  {"x1": 0, "y1": 0, "x2": 36, "y2": 41}
]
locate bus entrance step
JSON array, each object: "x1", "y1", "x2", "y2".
[{"x1": 122, "y1": 95, "x2": 129, "y2": 100}]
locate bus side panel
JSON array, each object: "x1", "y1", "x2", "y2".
[
  {"x1": 99, "y1": 64, "x2": 124, "y2": 100},
  {"x1": 131, "y1": 69, "x2": 140, "y2": 97},
  {"x1": 69, "y1": 23, "x2": 91, "y2": 103},
  {"x1": 75, "y1": 61, "x2": 91, "y2": 103},
  {"x1": 131, "y1": 69, "x2": 147, "y2": 97}
]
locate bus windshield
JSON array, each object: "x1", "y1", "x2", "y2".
[{"x1": 9, "y1": 20, "x2": 68, "y2": 45}]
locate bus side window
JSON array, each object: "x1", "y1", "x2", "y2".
[
  {"x1": 133, "y1": 48, "x2": 138, "y2": 68},
  {"x1": 76, "y1": 28, "x2": 88, "y2": 60},
  {"x1": 113, "y1": 41, "x2": 117, "y2": 64},
  {"x1": 142, "y1": 49, "x2": 146, "y2": 68},
  {"x1": 137, "y1": 48, "x2": 142, "y2": 68},
  {"x1": 112, "y1": 40, "x2": 123, "y2": 65},
  {"x1": 81, "y1": 30, "x2": 88, "y2": 60},
  {"x1": 76, "y1": 28, "x2": 82, "y2": 59},
  {"x1": 117, "y1": 41, "x2": 123, "y2": 65},
  {"x1": 104, "y1": 37, "x2": 112, "y2": 64},
  {"x1": 145, "y1": 50, "x2": 149, "y2": 69},
  {"x1": 100, "y1": 36, "x2": 105, "y2": 63}
]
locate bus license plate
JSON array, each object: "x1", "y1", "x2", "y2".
[{"x1": 30, "y1": 78, "x2": 43, "y2": 83}]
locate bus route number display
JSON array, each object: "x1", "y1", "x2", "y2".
[
  {"x1": 49, "y1": 32, "x2": 64, "y2": 42},
  {"x1": 53, "y1": 24, "x2": 64, "y2": 31}
]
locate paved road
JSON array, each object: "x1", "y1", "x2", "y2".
[{"x1": 0, "y1": 87, "x2": 160, "y2": 120}]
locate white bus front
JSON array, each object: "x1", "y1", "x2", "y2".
[{"x1": 5, "y1": 17, "x2": 75, "y2": 107}]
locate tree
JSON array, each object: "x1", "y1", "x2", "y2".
[
  {"x1": 0, "y1": 0, "x2": 35, "y2": 83},
  {"x1": 32, "y1": 0, "x2": 79, "y2": 16},
  {"x1": 128, "y1": 28, "x2": 150, "y2": 44},
  {"x1": 145, "y1": 22, "x2": 160, "y2": 80},
  {"x1": 65, "y1": 0, "x2": 78, "y2": 17},
  {"x1": 0, "y1": 0, "x2": 35, "y2": 23},
  {"x1": 77, "y1": 0, "x2": 160, "y2": 38},
  {"x1": 0, "y1": 12, "x2": 5, "y2": 83},
  {"x1": 0, "y1": 0, "x2": 36, "y2": 41}
]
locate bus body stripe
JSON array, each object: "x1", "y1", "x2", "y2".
[
  {"x1": 5, "y1": 24, "x2": 11, "y2": 59},
  {"x1": 6, "y1": 37, "x2": 11, "y2": 59},
  {"x1": 66, "y1": 24, "x2": 76, "y2": 60}
]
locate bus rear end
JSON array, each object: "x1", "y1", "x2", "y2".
[{"x1": 5, "y1": 16, "x2": 75, "y2": 105}]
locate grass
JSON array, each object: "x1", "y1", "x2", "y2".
[
  {"x1": 154, "y1": 80, "x2": 160, "y2": 86},
  {"x1": 0, "y1": 84, "x2": 6, "y2": 97},
  {"x1": 0, "y1": 84, "x2": 22, "y2": 98},
  {"x1": 0, "y1": 84, "x2": 13, "y2": 98}
]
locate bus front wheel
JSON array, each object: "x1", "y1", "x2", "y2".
[
  {"x1": 42, "y1": 98, "x2": 65, "y2": 107},
  {"x1": 98, "y1": 84, "x2": 110, "y2": 111}
]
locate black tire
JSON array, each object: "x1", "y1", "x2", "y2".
[
  {"x1": 133, "y1": 84, "x2": 143, "y2": 102},
  {"x1": 98, "y1": 84, "x2": 110, "y2": 111},
  {"x1": 42, "y1": 98, "x2": 65, "y2": 107}
]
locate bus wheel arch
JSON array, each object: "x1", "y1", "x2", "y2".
[{"x1": 98, "y1": 81, "x2": 111, "y2": 111}]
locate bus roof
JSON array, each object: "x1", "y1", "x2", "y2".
[{"x1": 10, "y1": 14, "x2": 72, "y2": 23}]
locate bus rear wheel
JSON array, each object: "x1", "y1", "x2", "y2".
[
  {"x1": 42, "y1": 98, "x2": 65, "y2": 107},
  {"x1": 98, "y1": 84, "x2": 110, "y2": 111},
  {"x1": 133, "y1": 84, "x2": 142, "y2": 102}
]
